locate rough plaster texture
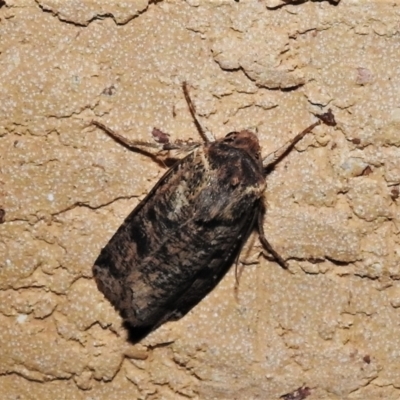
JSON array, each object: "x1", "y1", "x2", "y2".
[{"x1": 1, "y1": 0, "x2": 400, "y2": 399}]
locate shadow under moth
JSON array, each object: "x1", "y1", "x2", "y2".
[{"x1": 92, "y1": 83, "x2": 336, "y2": 342}]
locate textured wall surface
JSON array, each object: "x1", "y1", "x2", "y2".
[{"x1": 1, "y1": 0, "x2": 400, "y2": 399}]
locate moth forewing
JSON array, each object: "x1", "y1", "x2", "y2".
[{"x1": 93, "y1": 141, "x2": 264, "y2": 340}]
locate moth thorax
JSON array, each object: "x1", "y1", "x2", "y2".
[{"x1": 223, "y1": 130, "x2": 262, "y2": 164}]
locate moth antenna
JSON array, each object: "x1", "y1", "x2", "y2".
[
  {"x1": 262, "y1": 109, "x2": 336, "y2": 169},
  {"x1": 182, "y1": 82, "x2": 216, "y2": 143},
  {"x1": 262, "y1": 120, "x2": 321, "y2": 169}
]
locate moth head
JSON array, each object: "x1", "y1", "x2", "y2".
[{"x1": 222, "y1": 130, "x2": 262, "y2": 165}]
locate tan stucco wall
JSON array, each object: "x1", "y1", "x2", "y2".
[{"x1": 1, "y1": 0, "x2": 400, "y2": 399}]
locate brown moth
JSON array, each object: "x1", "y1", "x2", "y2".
[{"x1": 92, "y1": 83, "x2": 335, "y2": 342}]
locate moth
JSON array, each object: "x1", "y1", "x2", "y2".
[{"x1": 92, "y1": 83, "x2": 335, "y2": 341}]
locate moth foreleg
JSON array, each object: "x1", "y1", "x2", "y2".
[{"x1": 92, "y1": 120, "x2": 200, "y2": 160}]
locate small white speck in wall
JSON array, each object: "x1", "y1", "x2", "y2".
[
  {"x1": 16, "y1": 314, "x2": 28, "y2": 324},
  {"x1": 47, "y1": 193, "x2": 54, "y2": 202}
]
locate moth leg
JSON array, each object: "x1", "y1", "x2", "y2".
[
  {"x1": 183, "y1": 82, "x2": 216, "y2": 143},
  {"x1": 257, "y1": 206, "x2": 289, "y2": 270},
  {"x1": 234, "y1": 252, "x2": 243, "y2": 288},
  {"x1": 92, "y1": 120, "x2": 200, "y2": 154},
  {"x1": 92, "y1": 120, "x2": 160, "y2": 149},
  {"x1": 234, "y1": 209, "x2": 260, "y2": 287},
  {"x1": 262, "y1": 109, "x2": 336, "y2": 169}
]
